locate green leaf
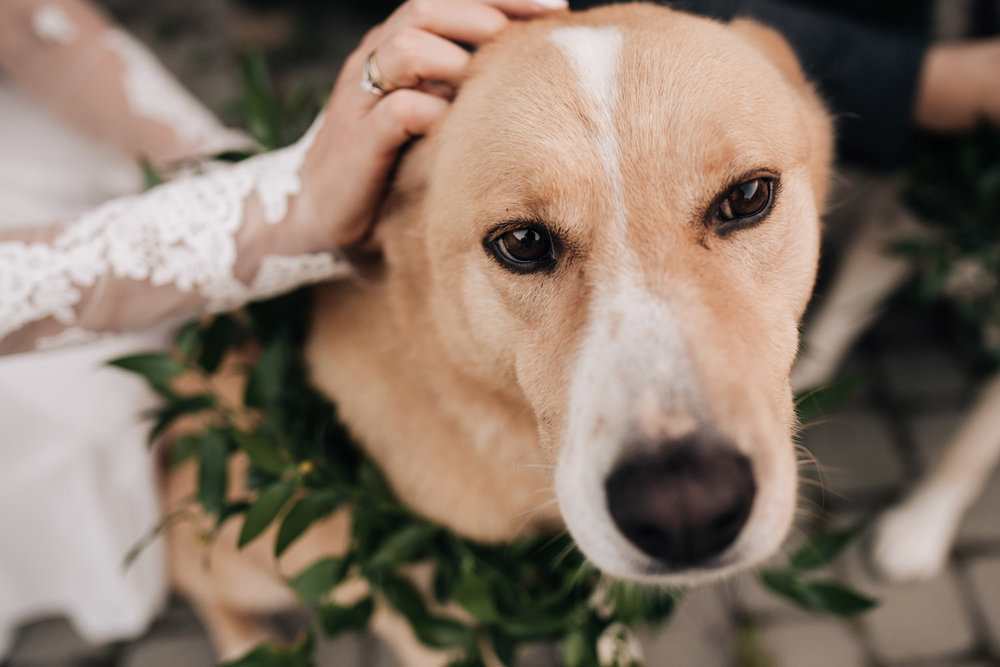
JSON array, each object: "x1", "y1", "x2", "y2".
[
  {"x1": 369, "y1": 524, "x2": 438, "y2": 570},
  {"x1": 147, "y1": 394, "x2": 217, "y2": 444},
  {"x1": 238, "y1": 482, "x2": 297, "y2": 548},
  {"x1": 289, "y1": 556, "x2": 349, "y2": 605},
  {"x1": 410, "y1": 616, "x2": 477, "y2": 649},
  {"x1": 453, "y1": 570, "x2": 501, "y2": 623},
  {"x1": 275, "y1": 492, "x2": 341, "y2": 558},
  {"x1": 318, "y1": 597, "x2": 374, "y2": 637},
  {"x1": 174, "y1": 321, "x2": 201, "y2": 362},
  {"x1": 788, "y1": 523, "x2": 865, "y2": 572},
  {"x1": 198, "y1": 428, "x2": 229, "y2": 514},
  {"x1": 139, "y1": 159, "x2": 164, "y2": 190},
  {"x1": 217, "y1": 501, "x2": 251, "y2": 529},
  {"x1": 220, "y1": 630, "x2": 314, "y2": 667},
  {"x1": 197, "y1": 314, "x2": 239, "y2": 374},
  {"x1": 169, "y1": 434, "x2": 202, "y2": 467},
  {"x1": 245, "y1": 335, "x2": 290, "y2": 409},
  {"x1": 379, "y1": 574, "x2": 429, "y2": 623},
  {"x1": 108, "y1": 352, "x2": 186, "y2": 391},
  {"x1": 562, "y1": 627, "x2": 598, "y2": 667},
  {"x1": 798, "y1": 580, "x2": 878, "y2": 617},
  {"x1": 794, "y1": 377, "x2": 860, "y2": 422},
  {"x1": 230, "y1": 429, "x2": 287, "y2": 476},
  {"x1": 759, "y1": 570, "x2": 876, "y2": 617}
]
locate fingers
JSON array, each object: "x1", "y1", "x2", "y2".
[
  {"x1": 381, "y1": 0, "x2": 566, "y2": 49},
  {"x1": 374, "y1": 27, "x2": 472, "y2": 90},
  {"x1": 368, "y1": 89, "x2": 451, "y2": 153}
]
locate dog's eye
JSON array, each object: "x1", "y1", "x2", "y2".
[
  {"x1": 714, "y1": 177, "x2": 776, "y2": 233},
  {"x1": 486, "y1": 225, "x2": 556, "y2": 273}
]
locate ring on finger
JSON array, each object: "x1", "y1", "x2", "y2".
[{"x1": 361, "y1": 50, "x2": 399, "y2": 97}]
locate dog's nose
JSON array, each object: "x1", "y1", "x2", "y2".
[{"x1": 604, "y1": 436, "x2": 756, "y2": 568}]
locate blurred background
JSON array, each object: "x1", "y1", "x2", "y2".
[{"x1": 5, "y1": 0, "x2": 1000, "y2": 665}]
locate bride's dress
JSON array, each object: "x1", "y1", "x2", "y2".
[{"x1": 0, "y1": 80, "x2": 168, "y2": 655}]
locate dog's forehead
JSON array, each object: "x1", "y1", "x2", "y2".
[{"x1": 452, "y1": 10, "x2": 806, "y2": 186}]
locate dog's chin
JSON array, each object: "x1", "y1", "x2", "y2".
[{"x1": 563, "y1": 519, "x2": 781, "y2": 588}]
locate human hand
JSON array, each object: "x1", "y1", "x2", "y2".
[
  {"x1": 915, "y1": 38, "x2": 1000, "y2": 132},
  {"x1": 296, "y1": 0, "x2": 567, "y2": 248}
]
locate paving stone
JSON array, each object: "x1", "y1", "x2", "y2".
[
  {"x1": 517, "y1": 642, "x2": 560, "y2": 667},
  {"x1": 759, "y1": 618, "x2": 868, "y2": 667},
  {"x1": 120, "y1": 634, "x2": 215, "y2": 667},
  {"x1": 641, "y1": 585, "x2": 734, "y2": 667},
  {"x1": 909, "y1": 412, "x2": 965, "y2": 469},
  {"x1": 313, "y1": 632, "x2": 364, "y2": 666},
  {"x1": 6, "y1": 617, "x2": 114, "y2": 665},
  {"x1": 906, "y1": 412, "x2": 1000, "y2": 546},
  {"x1": 966, "y1": 555, "x2": 1000, "y2": 656},
  {"x1": 799, "y1": 411, "x2": 905, "y2": 500},
  {"x1": 841, "y1": 545, "x2": 976, "y2": 663},
  {"x1": 879, "y1": 344, "x2": 968, "y2": 406}
]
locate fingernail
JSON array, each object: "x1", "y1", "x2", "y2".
[{"x1": 533, "y1": 0, "x2": 569, "y2": 8}]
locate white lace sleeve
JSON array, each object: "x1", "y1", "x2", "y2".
[{"x1": 0, "y1": 118, "x2": 354, "y2": 356}]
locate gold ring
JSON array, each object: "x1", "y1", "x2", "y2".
[{"x1": 361, "y1": 50, "x2": 397, "y2": 97}]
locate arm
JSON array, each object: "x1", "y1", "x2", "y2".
[
  {"x1": 0, "y1": 0, "x2": 564, "y2": 356},
  {"x1": 0, "y1": 0, "x2": 254, "y2": 165},
  {"x1": 0, "y1": 119, "x2": 351, "y2": 355}
]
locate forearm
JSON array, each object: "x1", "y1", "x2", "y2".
[
  {"x1": 0, "y1": 0, "x2": 253, "y2": 165},
  {"x1": 0, "y1": 120, "x2": 351, "y2": 356}
]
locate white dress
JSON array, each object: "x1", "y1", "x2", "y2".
[
  {"x1": 0, "y1": 81, "x2": 169, "y2": 655},
  {"x1": 0, "y1": 73, "x2": 351, "y2": 654}
]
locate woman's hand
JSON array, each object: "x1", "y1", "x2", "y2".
[{"x1": 297, "y1": 0, "x2": 566, "y2": 247}]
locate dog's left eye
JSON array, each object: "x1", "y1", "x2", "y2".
[
  {"x1": 486, "y1": 225, "x2": 556, "y2": 273},
  {"x1": 713, "y1": 177, "x2": 776, "y2": 233}
]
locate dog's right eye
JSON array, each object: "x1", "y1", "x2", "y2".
[{"x1": 485, "y1": 224, "x2": 557, "y2": 273}]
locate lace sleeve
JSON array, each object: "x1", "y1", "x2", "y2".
[{"x1": 0, "y1": 118, "x2": 354, "y2": 356}]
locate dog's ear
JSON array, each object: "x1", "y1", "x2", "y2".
[
  {"x1": 728, "y1": 19, "x2": 834, "y2": 211},
  {"x1": 727, "y1": 19, "x2": 808, "y2": 89}
]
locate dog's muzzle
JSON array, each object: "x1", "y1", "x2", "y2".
[{"x1": 604, "y1": 432, "x2": 756, "y2": 569}]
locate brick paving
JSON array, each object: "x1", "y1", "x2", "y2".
[{"x1": 5, "y1": 1, "x2": 1000, "y2": 666}]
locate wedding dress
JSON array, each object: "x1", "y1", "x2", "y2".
[{"x1": 0, "y1": 74, "x2": 349, "y2": 655}]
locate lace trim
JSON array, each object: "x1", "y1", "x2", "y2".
[
  {"x1": 32, "y1": 6, "x2": 78, "y2": 45},
  {"x1": 103, "y1": 29, "x2": 254, "y2": 155},
  {"x1": 0, "y1": 115, "x2": 347, "y2": 346},
  {"x1": 34, "y1": 326, "x2": 109, "y2": 351}
]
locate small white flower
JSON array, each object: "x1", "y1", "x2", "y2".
[
  {"x1": 943, "y1": 258, "x2": 997, "y2": 301},
  {"x1": 596, "y1": 623, "x2": 643, "y2": 667}
]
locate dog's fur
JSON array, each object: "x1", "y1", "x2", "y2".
[{"x1": 163, "y1": 5, "x2": 833, "y2": 663}]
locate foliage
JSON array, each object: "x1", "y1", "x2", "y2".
[
  {"x1": 895, "y1": 123, "x2": 1000, "y2": 370},
  {"x1": 758, "y1": 523, "x2": 876, "y2": 617}
]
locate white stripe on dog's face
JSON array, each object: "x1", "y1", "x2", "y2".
[
  {"x1": 547, "y1": 27, "x2": 626, "y2": 233},
  {"x1": 547, "y1": 25, "x2": 707, "y2": 578},
  {"x1": 556, "y1": 274, "x2": 706, "y2": 578}
]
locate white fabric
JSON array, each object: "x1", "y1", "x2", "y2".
[{"x1": 0, "y1": 82, "x2": 167, "y2": 656}]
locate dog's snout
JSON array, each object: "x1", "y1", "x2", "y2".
[{"x1": 604, "y1": 437, "x2": 756, "y2": 568}]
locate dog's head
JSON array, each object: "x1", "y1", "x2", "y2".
[{"x1": 371, "y1": 4, "x2": 831, "y2": 584}]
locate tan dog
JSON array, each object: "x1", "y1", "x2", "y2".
[{"x1": 164, "y1": 4, "x2": 833, "y2": 663}]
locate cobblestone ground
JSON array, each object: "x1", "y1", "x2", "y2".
[{"x1": 5, "y1": 1, "x2": 1000, "y2": 665}]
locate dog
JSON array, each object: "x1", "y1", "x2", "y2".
[
  {"x1": 791, "y1": 181, "x2": 1000, "y2": 583},
  {"x1": 163, "y1": 4, "x2": 833, "y2": 663}
]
